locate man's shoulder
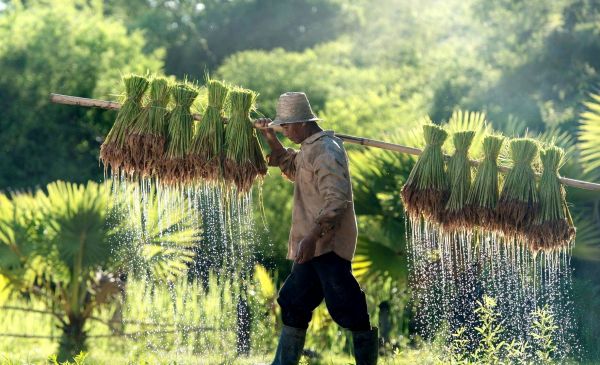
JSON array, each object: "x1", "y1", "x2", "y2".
[
  {"x1": 305, "y1": 133, "x2": 346, "y2": 164},
  {"x1": 310, "y1": 132, "x2": 344, "y2": 150}
]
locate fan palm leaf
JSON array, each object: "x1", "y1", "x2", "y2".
[
  {"x1": 38, "y1": 181, "x2": 121, "y2": 271},
  {"x1": 350, "y1": 131, "x2": 416, "y2": 283},
  {"x1": 579, "y1": 93, "x2": 600, "y2": 173},
  {"x1": 444, "y1": 110, "x2": 492, "y2": 158},
  {"x1": 118, "y1": 185, "x2": 199, "y2": 282},
  {"x1": 0, "y1": 192, "x2": 42, "y2": 287},
  {"x1": 572, "y1": 212, "x2": 600, "y2": 261},
  {"x1": 353, "y1": 236, "x2": 407, "y2": 283}
]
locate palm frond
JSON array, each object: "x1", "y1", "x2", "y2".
[
  {"x1": 140, "y1": 244, "x2": 195, "y2": 282},
  {"x1": 254, "y1": 264, "x2": 276, "y2": 299},
  {"x1": 498, "y1": 115, "x2": 529, "y2": 138},
  {"x1": 0, "y1": 275, "x2": 14, "y2": 305},
  {"x1": 572, "y1": 212, "x2": 600, "y2": 261},
  {"x1": 579, "y1": 93, "x2": 600, "y2": 173},
  {"x1": 537, "y1": 128, "x2": 579, "y2": 171},
  {"x1": 0, "y1": 192, "x2": 41, "y2": 287},
  {"x1": 118, "y1": 185, "x2": 200, "y2": 282},
  {"x1": 39, "y1": 181, "x2": 119, "y2": 270},
  {"x1": 350, "y1": 133, "x2": 414, "y2": 219},
  {"x1": 350, "y1": 132, "x2": 414, "y2": 284},
  {"x1": 444, "y1": 110, "x2": 492, "y2": 158},
  {"x1": 353, "y1": 236, "x2": 407, "y2": 283}
]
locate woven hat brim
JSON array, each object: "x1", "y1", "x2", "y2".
[{"x1": 269, "y1": 116, "x2": 321, "y2": 126}]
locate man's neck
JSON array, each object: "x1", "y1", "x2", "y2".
[{"x1": 300, "y1": 124, "x2": 323, "y2": 143}]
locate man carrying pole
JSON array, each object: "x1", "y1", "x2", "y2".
[{"x1": 256, "y1": 92, "x2": 378, "y2": 365}]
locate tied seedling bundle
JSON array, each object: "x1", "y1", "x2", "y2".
[
  {"x1": 497, "y1": 138, "x2": 540, "y2": 239},
  {"x1": 401, "y1": 124, "x2": 449, "y2": 223},
  {"x1": 161, "y1": 82, "x2": 198, "y2": 184},
  {"x1": 189, "y1": 79, "x2": 229, "y2": 182},
  {"x1": 127, "y1": 76, "x2": 171, "y2": 177},
  {"x1": 529, "y1": 146, "x2": 575, "y2": 251},
  {"x1": 223, "y1": 88, "x2": 267, "y2": 193},
  {"x1": 466, "y1": 135, "x2": 504, "y2": 230},
  {"x1": 100, "y1": 74, "x2": 149, "y2": 175},
  {"x1": 442, "y1": 131, "x2": 475, "y2": 232}
]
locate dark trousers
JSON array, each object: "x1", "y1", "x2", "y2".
[{"x1": 277, "y1": 252, "x2": 371, "y2": 331}]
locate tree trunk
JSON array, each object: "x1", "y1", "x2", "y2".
[
  {"x1": 236, "y1": 294, "x2": 252, "y2": 355},
  {"x1": 58, "y1": 316, "x2": 87, "y2": 361},
  {"x1": 378, "y1": 300, "x2": 391, "y2": 347},
  {"x1": 109, "y1": 290, "x2": 126, "y2": 335}
]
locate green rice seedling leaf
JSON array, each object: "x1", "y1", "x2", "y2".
[
  {"x1": 466, "y1": 135, "x2": 505, "y2": 230},
  {"x1": 401, "y1": 123, "x2": 449, "y2": 223},
  {"x1": 189, "y1": 79, "x2": 229, "y2": 183},
  {"x1": 100, "y1": 74, "x2": 149, "y2": 175},
  {"x1": 223, "y1": 88, "x2": 267, "y2": 193},
  {"x1": 127, "y1": 76, "x2": 170, "y2": 177},
  {"x1": 529, "y1": 146, "x2": 576, "y2": 251},
  {"x1": 497, "y1": 138, "x2": 540, "y2": 242},
  {"x1": 442, "y1": 131, "x2": 475, "y2": 232},
  {"x1": 161, "y1": 81, "x2": 199, "y2": 185},
  {"x1": 444, "y1": 110, "x2": 492, "y2": 158}
]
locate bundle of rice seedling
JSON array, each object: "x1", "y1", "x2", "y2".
[
  {"x1": 441, "y1": 131, "x2": 475, "y2": 232},
  {"x1": 126, "y1": 76, "x2": 170, "y2": 177},
  {"x1": 100, "y1": 74, "x2": 149, "y2": 175},
  {"x1": 528, "y1": 146, "x2": 575, "y2": 251},
  {"x1": 401, "y1": 124, "x2": 449, "y2": 223},
  {"x1": 223, "y1": 88, "x2": 267, "y2": 193},
  {"x1": 465, "y1": 135, "x2": 505, "y2": 229},
  {"x1": 496, "y1": 138, "x2": 540, "y2": 239},
  {"x1": 189, "y1": 79, "x2": 229, "y2": 182},
  {"x1": 160, "y1": 82, "x2": 198, "y2": 184}
]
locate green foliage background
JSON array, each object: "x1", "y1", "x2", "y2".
[{"x1": 1, "y1": 0, "x2": 600, "y2": 362}]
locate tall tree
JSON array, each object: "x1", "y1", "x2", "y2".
[
  {"x1": 103, "y1": 0, "x2": 359, "y2": 77},
  {"x1": 469, "y1": 0, "x2": 600, "y2": 129},
  {"x1": 0, "y1": 0, "x2": 163, "y2": 190}
]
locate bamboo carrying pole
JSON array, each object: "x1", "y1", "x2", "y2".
[{"x1": 49, "y1": 93, "x2": 600, "y2": 191}]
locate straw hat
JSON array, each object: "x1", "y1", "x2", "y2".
[{"x1": 269, "y1": 92, "x2": 321, "y2": 126}]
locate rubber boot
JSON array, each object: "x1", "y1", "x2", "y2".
[
  {"x1": 271, "y1": 325, "x2": 307, "y2": 365},
  {"x1": 352, "y1": 327, "x2": 379, "y2": 365}
]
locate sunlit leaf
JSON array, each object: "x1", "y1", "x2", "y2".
[{"x1": 579, "y1": 93, "x2": 600, "y2": 173}]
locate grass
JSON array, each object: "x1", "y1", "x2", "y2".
[
  {"x1": 0, "y1": 271, "x2": 438, "y2": 365},
  {"x1": 1, "y1": 268, "x2": 591, "y2": 364},
  {"x1": 0, "y1": 349, "x2": 438, "y2": 365}
]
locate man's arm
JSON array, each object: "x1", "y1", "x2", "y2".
[{"x1": 256, "y1": 118, "x2": 298, "y2": 180}]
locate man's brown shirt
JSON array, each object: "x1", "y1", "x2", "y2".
[{"x1": 268, "y1": 130, "x2": 358, "y2": 261}]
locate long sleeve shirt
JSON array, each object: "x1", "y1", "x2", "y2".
[{"x1": 268, "y1": 130, "x2": 358, "y2": 261}]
